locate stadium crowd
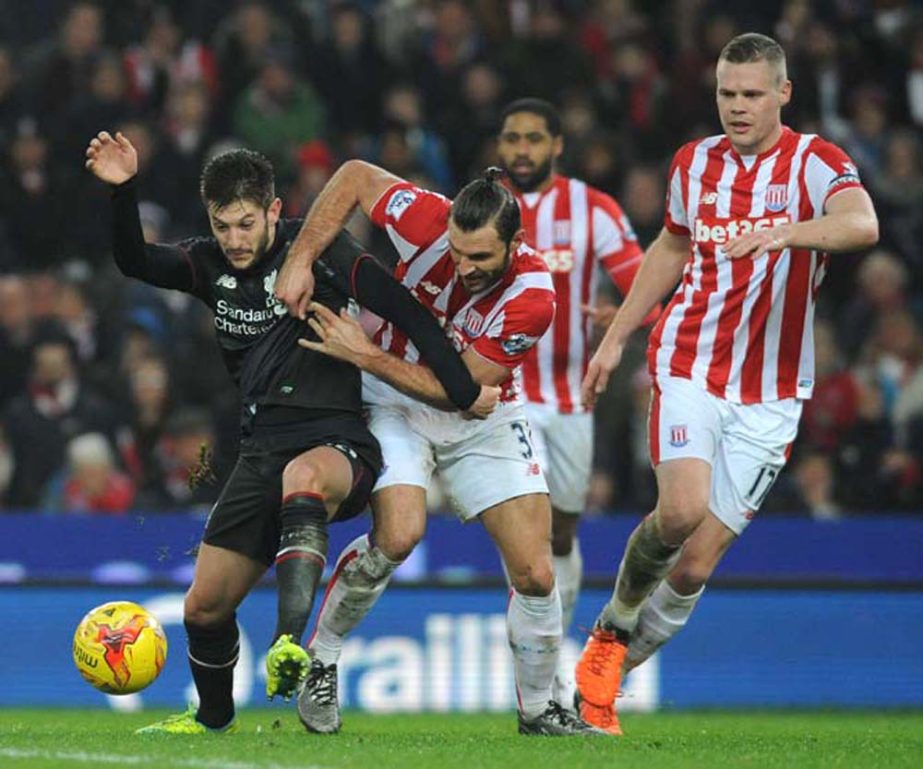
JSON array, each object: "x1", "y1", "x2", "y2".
[{"x1": 0, "y1": 0, "x2": 921, "y2": 516}]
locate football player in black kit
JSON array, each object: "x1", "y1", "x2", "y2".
[{"x1": 85, "y1": 130, "x2": 498, "y2": 734}]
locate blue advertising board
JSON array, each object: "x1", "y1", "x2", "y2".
[
  {"x1": 1, "y1": 586, "x2": 921, "y2": 711},
  {"x1": 1, "y1": 514, "x2": 921, "y2": 585}
]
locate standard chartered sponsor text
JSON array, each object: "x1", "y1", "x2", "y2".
[{"x1": 215, "y1": 299, "x2": 281, "y2": 335}]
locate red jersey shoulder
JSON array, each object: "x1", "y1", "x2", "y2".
[
  {"x1": 804, "y1": 136, "x2": 861, "y2": 180},
  {"x1": 512, "y1": 243, "x2": 552, "y2": 277},
  {"x1": 370, "y1": 182, "x2": 451, "y2": 245},
  {"x1": 585, "y1": 183, "x2": 626, "y2": 219}
]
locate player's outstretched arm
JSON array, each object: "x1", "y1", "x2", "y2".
[
  {"x1": 724, "y1": 188, "x2": 878, "y2": 260},
  {"x1": 300, "y1": 303, "x2": 500, "y2": 418},
  {"x1": 85, "y1": 131, "x2": 194, "y2": 291},
  {"x1": 277, "y1": 160, "x2": 405, "y2": 319},
  {"x1": 581, "y1": 228, "x2": 689, "y2": 409}
]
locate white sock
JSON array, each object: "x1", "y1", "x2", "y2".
[
  {"x1": 308, "y1": 534, "x2": 401, "y2": 666},
  {"x1": 508, "y1": 588, "x2": 561, "y2": 719},
  {"x1": 554, "y1": 538, "x2": 583, "y2": 637},
  {"x1": 626, "y1": 580, "x2": 704, "y2": 670}
]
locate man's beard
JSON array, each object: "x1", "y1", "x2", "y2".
[{"x1": 505, "y1": 156, "x2": 553, "y2": 193}]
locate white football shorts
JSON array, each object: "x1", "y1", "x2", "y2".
[
  {"x1": 523, "y1": 402, "x2": 593, "y2": 514},
  {"x1": 364, "y1": 376, "x2": 549, "y2": 521},
  {"x1": 649, "y1": 375, "x2": 801, "y2": 535}
]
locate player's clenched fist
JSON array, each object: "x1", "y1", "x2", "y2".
[{"x1": 85, "y1": 131, "x2": 138, "y2": 185}]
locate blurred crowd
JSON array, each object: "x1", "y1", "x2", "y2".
[{"x1": 0, "y1": 0, "x2": 921, "y2": 517}]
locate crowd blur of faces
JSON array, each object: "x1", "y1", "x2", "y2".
[{"x1": 0, "y1": 0, "x2": 922, "y2": 516}]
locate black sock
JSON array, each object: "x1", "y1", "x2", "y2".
[
  {"x1": 185, "y1": 615, "x2": 239, "y2": 729},
  {"x1": 274, "y1": 492, "x2": 329, "y2": 645}
]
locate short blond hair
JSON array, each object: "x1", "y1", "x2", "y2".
[{"x1": 719, "y1": 32, "x2": 787, "y2": 86}]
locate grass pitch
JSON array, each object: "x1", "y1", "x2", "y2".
[{"x1": 1, "y1": 709, "x2": 922, "y2": 769}]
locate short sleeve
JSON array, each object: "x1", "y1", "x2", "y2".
[
  {"x1": 471, "y1": 287, "x2": 555, "y2": 369},
  {"x1": 369, "y1": 182, "x2": 452, "y2": 262},
  {"x1": 663, "y1": 148, "x2": 690, "y2": 235},
  {"x1": 803, "y1": 139, "x2": 865, "y2": 215},
  {"x1": 590, "y1": 190, "x2": 644, "y2": 297}
]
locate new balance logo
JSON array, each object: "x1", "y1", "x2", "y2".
[
  {"x1": 216, "y1": 274, "x2": 237, "y2": 289},
  {"x1": 419, "y1": 281, "x2": 442, "y2": 295},
  {"x1": 700, "y1": 192, "x2": 718, "y2": 205}
]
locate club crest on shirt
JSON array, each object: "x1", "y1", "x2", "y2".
[
  {"x1": 765, "y1": 184, "x2": 788, "y2": 213},
  {"x1": 263, "y1": 269, "x2": 288, "y2": 316},
  {"x1": 463, "y1": 307, "x2": 484, "y2": 336},
  {"x1": 553, "y1": 221, "x2": 571, "y2": 245},
  {"x1": 669, "y1": 424, "x2": 689, "y2": 447}
]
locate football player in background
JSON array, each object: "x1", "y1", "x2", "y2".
[{"x1": 496, "y1": 98, "x2": 658, "y2": 706}]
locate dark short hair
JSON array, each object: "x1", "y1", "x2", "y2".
[
  {"x1": 719, "y1": 33, "x2": 787, "y2": 84},
  {"x1": 200, "y1": 149, "x2": 275, "y2": 210},
  {"x1": 450, "y1": 167, "x2": 521, "y2": 245},
  {"x1": 499, "y1": 98, "x2": 562, "y2": 137}
]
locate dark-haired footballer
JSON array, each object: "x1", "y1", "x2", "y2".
[
  {"x1": 274, "y1": 161, "x2": 604, "y2": 736},
  {"x1": 85, "y1": 132, "x2": 498, "y2": 734}
]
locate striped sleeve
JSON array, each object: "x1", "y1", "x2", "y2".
[
  {"x1": 369, "y1": 182, "x2": 451, "y2": 262},
  {"x1": 663, "y1": 145, "x2": 693, "y2": 235},
  {"x1": 803, "y1": 138, "x2": 864, "y2": 214}
]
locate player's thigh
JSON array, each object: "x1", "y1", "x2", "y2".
[
  {"x1": 186, "y1": 542, "x2": 266, "y2": 624},
  {"x1": 528, "y1": 405, "x2": 594, "y2": 515},
  {"x1": 367, "y1": 405, "x2": 436, "y2": 492},
  {"x1": 480, "y1": 492, "x2": 553, "y2": 596},
  {"x1": 282, "y1": 445, "x2": 355, "y2": 518},
  {"x1": 436, "y1": 409, "x2": 548, "y2": 521},
  {"x1": 650, "y1": 377, "x2": 720, "y2": 532},
  {"x1": 369, "y1": 483, "x2": 428, "y2": 560},
  {"x1": 202, "y1": 451, "x2": 283, "y2": 571},
  {"x1": 710, "y1": 398, "x2": 801, "y2": 535}
]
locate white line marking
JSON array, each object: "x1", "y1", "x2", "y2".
[{"x1": 0, "y1": 747, "x2": 333, "y2": 769}]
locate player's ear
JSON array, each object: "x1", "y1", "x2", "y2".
[
  {"x1": 552, "y1": 134, "x2": 564, "y2": 160},
  {"x1": 510, "y1": 228, "x2": 526, "y2": 252},
  {"x1": 779, "y1": 79, "x2": 792, "y2": 107},
  {"x1": 267, "y1": 197, "x2": 283, "y2": 224}
]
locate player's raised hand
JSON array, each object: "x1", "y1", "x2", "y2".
[
  {"x1": 299, "y1": 301, "x2": 377, "y2": 363},
  {"x1": 85, "y1": 131, "x2": 138, "y2": 185},
  {"x1": 724, "y1": 223, "x2": 792, "y2": 260},
  {"x1": 464, "y1": 384, "x2": 501, "y2": 420},
  {"x1": 581, "y1": 335, "x2": 625, "y2": 410},
  {"x1": 276, "y1": 249, "x2": 316, "y2": 320}
]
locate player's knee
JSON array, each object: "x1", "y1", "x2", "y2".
[
  {"x1": 183, "y1": 590, "x2": 232, "y2": 628},
  {"x1": 509, "y1": 560, "x2": 555, "y2": 596},
  {"x1": 655, "y1": 498, "x2": 708, "y2": 544},
  {"x1": 373, "y1": 527, "x2": 423, "y2": 562},
  {"x1": 669, "y1": 557, "x2": 713, "y2": 595},
  {"x1": 282, "y1": 456, "x2": 322, "y2": 494}
]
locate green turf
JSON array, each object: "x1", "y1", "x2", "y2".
[{"x1": 1, "y1": 709, "x2": 922, "y2": 769}]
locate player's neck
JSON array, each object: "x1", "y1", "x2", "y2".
[
  {"x1": 512, "y1": 173, "x2": 556, "y2": 197},
  {"x1": 728, "y1": 124, "x2": 785, "y2": 158}
]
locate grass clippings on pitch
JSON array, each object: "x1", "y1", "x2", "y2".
[{"x1": 1, "y1": 709, "x2": 922, "y2": 769}]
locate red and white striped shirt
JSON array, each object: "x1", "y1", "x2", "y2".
[
  {"x1": 511, "y1": 175, "x2": 644, "y2": 413},
  {"x1": 369, "y1": 182, "x2": 555, "y2": 403},
  {"x1": 649, "y1": 126, "x2": 864, "y2": 404}
]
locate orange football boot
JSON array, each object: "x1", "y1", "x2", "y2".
[
  {"x1": 575, "y1": 625, "x2": 628, "y2": 735},
  {"x1": 578, "y1": 700, "x2": 622, "y2": 736}
]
